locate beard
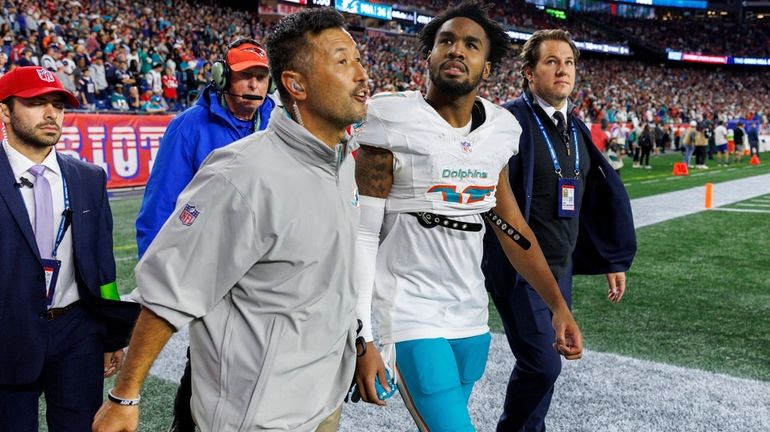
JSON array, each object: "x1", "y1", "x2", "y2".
[
  {"x1": 9, "y1": 112, "x2": 61, "y2": 148},
  {"x1": 429, "y1": 63, "x2": 483, "y2": 97}
]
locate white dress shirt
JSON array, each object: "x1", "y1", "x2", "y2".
[
  {"x1": 534, "y1": 94, "x2": 569, "y2": 128},
  {"x1": 3, "y1": 139, "x2": 79, "y2": 308}
]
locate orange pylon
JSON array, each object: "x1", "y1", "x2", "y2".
[
  {"x1": 750, "y1": 155, "x2": 761, "y2": 165},
  {"x1": 705, "y1": 183, "x2": 714, "y2": 209}
]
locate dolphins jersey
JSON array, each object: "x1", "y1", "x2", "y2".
[{"x1": 353, "y1": 91, "x2": 521, "y2": 343}]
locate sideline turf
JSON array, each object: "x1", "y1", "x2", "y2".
[
  {"x1": 618, "y1": 151, "x2": 770, "y2": 199},
  {"x1": 490, "y1": 203, "x2": 770, "y2": 382}
]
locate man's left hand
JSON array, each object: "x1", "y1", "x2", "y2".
[
  {"x1": 103, "y1": 349, "x2": 125, "y2": 378},
  {"x1": 606, "y1": 272, "x2": 626, "y2": 303}
]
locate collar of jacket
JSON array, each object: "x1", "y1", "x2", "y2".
[
  {"x1": 197, "y1": 84, "x2": 253, "y2": 133},
  {"x1": 270, "y1": 109, "x2": 352, "y2": 177}
]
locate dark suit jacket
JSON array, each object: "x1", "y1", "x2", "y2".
[
  {"x1": 0, "y1": 146, "x2": 139, "y2": 385},
  {"x1": 484, "y1": 96, "x2": 636, "y2": 294}
]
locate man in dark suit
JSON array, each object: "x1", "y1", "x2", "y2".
[
  {"x1": 483, "y1": 30, "x2": 637, "y2": 431},
  {"x1": 0, "y1": 66, "x2": 139, "y2": 431}
]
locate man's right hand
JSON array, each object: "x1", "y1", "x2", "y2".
[
  {"x1": 354, "y1": 341, "x2": 390, "y2": 406},
  {"x1": 92, "y1": 401, "x2": 139, "y2": 432}
]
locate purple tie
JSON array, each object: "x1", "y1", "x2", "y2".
[{"x1": 29, "y1": 165, "x2": 54, "y2": 259}]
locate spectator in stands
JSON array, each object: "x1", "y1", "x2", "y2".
[
  {"x1": 55, "y1": 62, "x2": 76, "y2": 95},
  {"x1": 77, "y1": 66, "x2": 96, "y2": 110},
  {"x1": 141, "y1": 91, "x2": 167, "y2": 113},
  {"x1": 40, "y1": 44, "x2": 58, "y2": 71},
  {"x1": 134, "y1": 37, "x2": 276, "y2": 432},
  {"x1": 146, "y1": 61, "x2": 163, "y2": 94},
  {"x1": 17, "y1": 48, "x2": 35, "y2": 66},
  {"x1": 110, "y1": 83, "x2": 129, "y2": 111},
  {"x1": 127, "y1": 85, "x2": 141, "y2": 111},
  {"x1": 0, "y1": 52, "x2": 8, "y2": 75},
  {"x1": 89, "y1": 51, "x2": 109, "y2": 102},
  {"x1": 162, "y1": 66, "x2": 178, "y2": 109}
]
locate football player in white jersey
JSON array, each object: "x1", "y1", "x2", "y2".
[{"x1": 351, "y1": 2, "x2": 583, "y2": 431}]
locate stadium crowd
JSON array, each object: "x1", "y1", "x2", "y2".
[
  {"x1": 1, "y1": 0, "x2": 769, "y2": 127},
  {"x1": 582, "y1": 12, "x2": 770, "y2": 57},
  {"x1": 0, "y1": 0, "x2": 267, "y2": 112}
]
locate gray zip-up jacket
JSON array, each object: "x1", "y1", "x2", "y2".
[{"x1": 135, "y1": 111, "x2": 360, "y2": 431}]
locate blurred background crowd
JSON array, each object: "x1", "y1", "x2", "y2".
[{"x1": 1, "y1": 0, "x2": 768, "y2": 129}]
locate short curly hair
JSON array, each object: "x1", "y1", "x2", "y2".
[
  {"x1": 418, "y1": 0, "x2": 510, "y2": 70},
  {"x1": 266, "y1": 8, "x2": 346, "y2": 102}
]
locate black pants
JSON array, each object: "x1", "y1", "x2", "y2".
[
  {"x1": 640, "y1": 146, "x2": 652, "y2": 166},
  {"x1": 0, "y1": 306, "x2": 104, "y2": 432},
  {"x1": 171, "y1": 347, "x2": 196, "y2": 432},
  {"x1": 695, "y1": 146, "x2": 707, "y2": 165}
]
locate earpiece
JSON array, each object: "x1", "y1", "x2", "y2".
[{"x1": 291, "y1": 81, "x2": 303, "y2": 93}]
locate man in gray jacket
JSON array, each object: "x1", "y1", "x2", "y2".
[{"x1": 92, "y1": 8, "x2": 369, "y2": 432}]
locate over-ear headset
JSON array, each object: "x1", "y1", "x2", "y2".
[{"x1": 211, "y1": 38, "x2": 269, "y2": 92}]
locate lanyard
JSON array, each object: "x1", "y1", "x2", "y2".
[
  {"x1": 51, "y1": 175, "x2": 71, "y2": 259},
  {"x1": 522, "y1": 93, "x2": 580, "y2": 178}
]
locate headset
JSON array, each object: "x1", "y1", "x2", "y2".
[{"x1": 211, "y1": 38, "x2": 271, "y2": 94}]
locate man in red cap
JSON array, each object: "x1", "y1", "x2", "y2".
[
  {"x1": 134, "y1": 38, "x2": 276, "y2": 432},
  {"x1": 0, "y1": 67, "x2": 139, "y2": 431}
]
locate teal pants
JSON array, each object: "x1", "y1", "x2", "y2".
[{"x1": 396, "y1": 333, "x2": 491, "y2": 432}]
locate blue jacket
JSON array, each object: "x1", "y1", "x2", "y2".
[
  {"x1": 0, "y1": 148, "x2": 140, "y2": 384},
  {"x1": 483, "y1": 96, "x2": 636, "y2": 295},
  {"x1": 136, "y1": 85, "x2": 275, "y2": 257}
]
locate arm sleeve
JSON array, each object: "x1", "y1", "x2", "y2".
[
  {"x1": 354, "y1": 196, "x2": 386, "y2": 342},
  {"x1": 134, "y1": 167, "x2": 267, "y2": 330},
  {"x1": 135, "y1": 122, "x2": 194, "y2": 258}
]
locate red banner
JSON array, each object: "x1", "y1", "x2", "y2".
[{"x1": 2, "y1": 113, "x2": 175, "y2": 189}]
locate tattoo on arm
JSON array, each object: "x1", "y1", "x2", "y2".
[{"x1": 355, "y1": 145, "x2": 394, "y2": 198}]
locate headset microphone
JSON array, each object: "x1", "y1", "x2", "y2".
[{"x1": 222, "y1": 92, "x2": 264, "y2": 101}]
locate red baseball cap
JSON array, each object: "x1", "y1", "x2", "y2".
[
  {"x1": 0, "y1": 66, "x2": 80, "y2": 108},
  {"x1": 226, "y1": 42, "x2": 269, "y2": 72}
]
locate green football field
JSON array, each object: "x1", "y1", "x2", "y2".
[{"x1": 51, "y1": 158, "x2": 768, "y2": 431}]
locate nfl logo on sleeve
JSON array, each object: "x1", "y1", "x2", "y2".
[{"x1": 179, "y1": 203, "x2": 200, "y2": 226}]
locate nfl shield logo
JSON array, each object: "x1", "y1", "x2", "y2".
[
  {"x1": 36, "y1": 68, "x2": 55, "y2": 83},
  {"x1": 461, "y1": 140, "x2": 472, "y2": 153},
  {"x1": 179, "y1": 203, "x2": 200, "y2": 226}
]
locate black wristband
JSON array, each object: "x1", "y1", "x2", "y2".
[
  {"x1": 108, "y1": 388, "x2": 141, "y2": 406},
  {"x1": 484, "y1": 210, "x2": 532, "y2": 250}
]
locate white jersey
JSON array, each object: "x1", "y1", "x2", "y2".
[
  {"x1": 353, "y1": 91, "x2": 520, "y2": 343},
  {"x1": 714, "y1": 125, "x2": 728, "y2": 145}
]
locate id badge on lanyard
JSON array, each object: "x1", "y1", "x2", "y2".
[
  {"x1": 41, "y1": 258, "x2": 61, "y2": 307},
  {"x1": 558, "y1": 177, "x2": 579, "y2": 218},
  {"x1": 521, "y1": 93, "x2": 581, "y2": 219},
  {"x1": 41, "y1": 176, "x2": 71, "y2": 308}
]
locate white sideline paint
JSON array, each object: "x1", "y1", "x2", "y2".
[{"x1": 147, "y1": 173, "x2": 770, "y2": 431}]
